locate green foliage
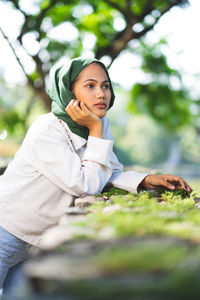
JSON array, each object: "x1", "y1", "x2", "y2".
[
  {"x1": 72, "y1": 186, "x2": 200, "y2": 243},
  {"x1": 127, "y1": 40, "x2": 193, "y2": 131},
  {"x1": 46, "y1": 40, "x2": 70, "y2": 64},
  {"x1": 45, "y1": 4, "x2": 74, "y2": 26},
  {"x1": 79, "y1": 4, "x2": 116, "y2": 49},
  {"x1": 1, "y1": 0, "x2": 197, "y2": 151},
  {"x1": 4, "y1": 0, "x2": 189, "y2": 87},
  {"x1": 101, "y1": 185, "x2": 129, "y2": 197},
  {"x1": 112, "y1": 113, "x2": 172, "y2": 166},
  {"x1": 129, "y1": 83, "x2": 191, "y2": 130},
  {"x1": 0, "y1": 110, "x2": 23, "y2": 135},
  {"x1": 0, "y1": 77, "x2": 46, "y2": 142}
]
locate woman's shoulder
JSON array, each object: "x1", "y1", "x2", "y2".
[
  {"x1": 32, "y1": 112, "x2": 56, "y2": 125},
  {"x1": 26, "y1": 113, "x2": 64, "y2": 141},
  {"x1": 30, "y1": 113, "x2": 59, "y2": 129}
]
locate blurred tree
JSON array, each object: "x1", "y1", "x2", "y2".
[
  {"x1": 0, "y1": 0, "x2": 188, "y2": 111},
  {"x1": 0, "y1": 76, "x2": 46, "y2": 140},
  {"x1": 127, "y1": 39, "x2": 193, "y2": 131},
  {"x1": 125, "y1": 38, "x2": 200, "y2": 168}
]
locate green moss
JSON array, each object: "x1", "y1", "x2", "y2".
[
  {"x1": 72, "y1": 187, "x2": 200, "y2": 243},
  {"x1": 101, "y1": 185, "x2": 129, "y2": 197},
  {"x1": 35, "y1": 186, "x2": 200, "y2": 299}
]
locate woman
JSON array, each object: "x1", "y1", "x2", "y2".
[{"x1": 0, "y1": 57, "x2": 191, "y2": 296}]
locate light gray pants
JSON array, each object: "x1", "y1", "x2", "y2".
[{"x1": 0, "y1": 226, "x2": 31, "y2": 298}]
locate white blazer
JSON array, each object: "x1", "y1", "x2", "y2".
[{"x1": 0, "y1": 113, "x2": 147, "y2": 247}]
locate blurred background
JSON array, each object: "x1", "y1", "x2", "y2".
[{"x1": 0, "y1": 0, "x2": 200, "y2": 186}]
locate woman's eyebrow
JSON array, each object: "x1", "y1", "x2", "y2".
[{"x1": 84, "y1": 79, "x2": 109, "y2": 83}]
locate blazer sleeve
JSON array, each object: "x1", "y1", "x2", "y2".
[{"x1": 24, "y1": 119, "x2": 113, "y2": 196}]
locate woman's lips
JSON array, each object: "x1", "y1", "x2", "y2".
[{"x1": 95, "y1": 103, "x2": 107, "y2": 109}]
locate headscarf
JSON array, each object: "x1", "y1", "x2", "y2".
[{"x1": 48, "y1": 57, "x2": 115, "y2": 139}]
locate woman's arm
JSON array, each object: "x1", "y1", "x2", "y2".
[
  {"x1": 24, "y1": 116, "x2": 113, "y2": 196},
  {"x1": 102, "y1": 118, "x2": 148, "y2": 193},
  {"x1": 66, "y1": 100, "x2": 103, "y2": 138},
  {"x1": 66, "y1": 100, "x2": 192, "y2": 193},
  {"x1": 103, "y1": 118, "x2": 192, "y2": 193}
]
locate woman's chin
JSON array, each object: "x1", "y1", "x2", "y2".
[
  {"x1": 93, "y1": 109, "x2": 107, "y2": 118},
  {"x1": 97, "y1": 112, "x2": 107, "y2": 118}
]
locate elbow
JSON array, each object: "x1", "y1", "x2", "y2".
[
  {"x1": 72, "y1": 177, "x2": 103, "y2": 196},
  {"x1": 69, "y1": 185, "x2": 101, "y2": 197},
  {"x1": 68, "y1": 168, "x2": 111, "y2": 196},
  {"x1": 80, "y1": 182, "x2": 102, "y2": 196}
]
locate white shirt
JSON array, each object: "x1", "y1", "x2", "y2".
[{"x1": 0, "y1": 113, "x2": 147, "y2": 247}]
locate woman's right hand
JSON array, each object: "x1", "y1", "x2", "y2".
[
  {"x1": 65, "y1": 99, "x2": 103, "y2": 138},
  {"x1": 139, "y1": 174, "x2": 192, "y2": 192}
]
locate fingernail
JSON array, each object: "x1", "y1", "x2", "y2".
[{"x1": 170, "y1": 185, "x2": 175, "y2": 190}]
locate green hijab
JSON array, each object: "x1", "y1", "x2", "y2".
[{"x1": 49, "y1": 57, "x2": 115, "y2": 139}]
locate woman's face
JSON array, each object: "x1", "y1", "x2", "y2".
[{"x1": 72, "y1": 63, "x2": 111, "y2": 118}]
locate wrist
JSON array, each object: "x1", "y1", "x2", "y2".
[
  {"x1": 138, "y1": 175, "x2": 150, "y2": 189},
  {"x1": 89, "y1": 121, "x2": 103, "y2": 138}
]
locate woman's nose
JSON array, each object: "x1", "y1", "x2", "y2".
[{"x1": 96, "y1": 87, "x2": 104, "y2": 98}]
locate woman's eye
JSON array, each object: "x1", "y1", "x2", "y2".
[
  {"x1": 87, "y1": 84, "x2": 94, "y2": 88},
  {"x1": 103, "y1": 84, "x2": 110, "y2": 89}
]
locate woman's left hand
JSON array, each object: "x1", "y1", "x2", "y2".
[{"x1": 139, "y1": 174, "x2": 192, "y2": 192}]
